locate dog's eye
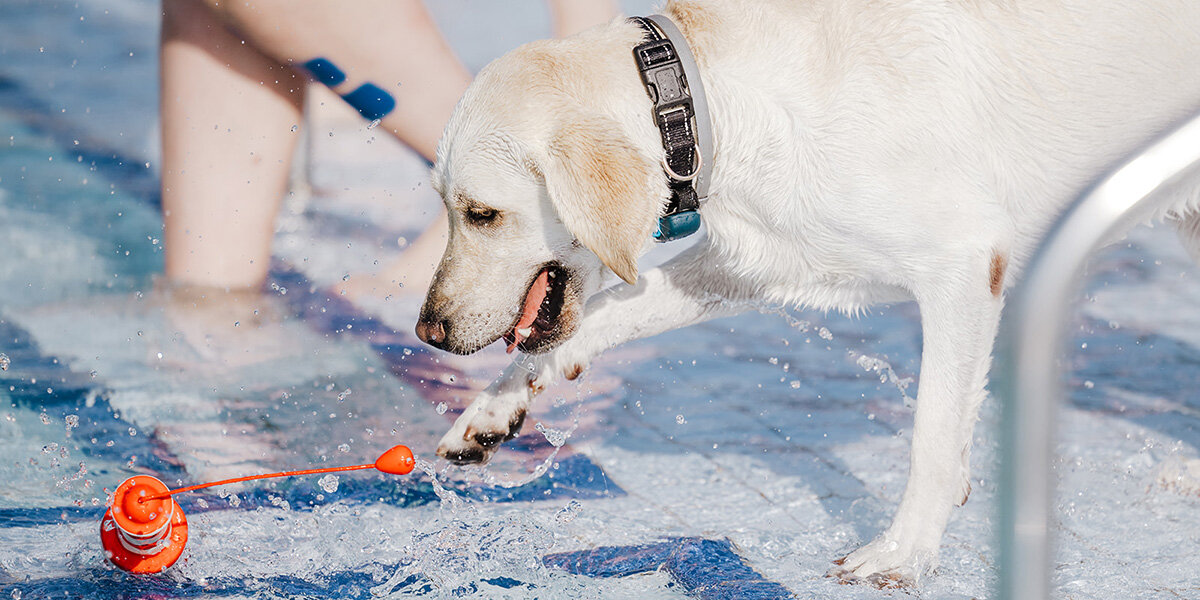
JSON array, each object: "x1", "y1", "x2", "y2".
[{"x1": 465, "y1": 206, "x2": 499, "y2": 225}]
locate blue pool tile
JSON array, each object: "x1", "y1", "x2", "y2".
[{"x1": 544, "y1": 537, "x2": 793, "y2": 600}]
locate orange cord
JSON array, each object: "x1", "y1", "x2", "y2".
[{"x1": 140, "y1": 463, "x2": 375, "y2": 502}]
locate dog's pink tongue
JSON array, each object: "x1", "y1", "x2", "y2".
[{"x1": 507, "y1": 270, "x2": 549, "y2": 353}]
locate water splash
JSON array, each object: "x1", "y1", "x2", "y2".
[
  {"x1": 0, "y1": 353, "x2": 9, "y2": 371},
  {"x1": 751, "y1": 300, "x2": 917, "y2": 405},
  {"x1": 851, "y1": 351, "x2": 914, "y2": 406},
  {"x1": 555, "y1": 500, "x2": 582, "y2": 524},
  {"x1": 415, "y1": 458, "x2": 468, "y2": 511},
  {"x1": 482, "y1": 419, "x2": 579, "y2": 490},
  {"x1": 373, "y1": 512, "x2": 565, "y2": 599},
  {"x1": 534, "y1": 422, "x2": 571, "y2": 447},
  {"x1": 317, "y1": 474, "x2": 339, "y2": 494}
]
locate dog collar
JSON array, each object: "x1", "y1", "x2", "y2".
[{"x1": 630, "y1": 15, "x2": 714, "y2": 242}]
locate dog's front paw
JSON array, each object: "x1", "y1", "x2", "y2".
[
  {"x1": 436, "y1": 392, "x2": 528, "y2": 465},
  {"x1": 827, "y1": 533, "x2": 937, "y2": 588}
]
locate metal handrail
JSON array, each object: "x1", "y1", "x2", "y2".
[{"x1": 995, "y1": 110, "x2": 1200, "y2": 600}]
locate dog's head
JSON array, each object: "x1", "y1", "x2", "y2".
[{"x1": 416, "y1": 23, "x2": 669, "y2": 355}]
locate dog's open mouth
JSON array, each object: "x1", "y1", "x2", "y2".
[{"x1": 502, "y1": 263, "x2": 568, "y2": 353}]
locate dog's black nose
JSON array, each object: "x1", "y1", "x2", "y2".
[{"x1": 415, "y1": 318, "x2": 449, "y2": 348}]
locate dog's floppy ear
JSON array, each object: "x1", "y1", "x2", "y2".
[{"x1": 541, "y1": 115, "x2": 660, "y2": 285}]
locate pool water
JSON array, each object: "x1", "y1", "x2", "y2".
[{"x1": 2, "y1": 1, "x2": 1199, "y2": 599}]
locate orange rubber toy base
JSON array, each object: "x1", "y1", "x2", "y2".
[{"x1": 101, "y1": 476, "x2": 189, "y2": 573}]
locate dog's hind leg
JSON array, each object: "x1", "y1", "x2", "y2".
[
  {"x1": 437, "y1": 245, "x2": 746, "y2": 464},
  {"x1": 833, "y1": 253, "x2": 1004, "y2": 586}
]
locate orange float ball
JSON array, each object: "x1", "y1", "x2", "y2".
[{"x1": 374, "y1": 445, "x2": 416, "y2": 475}]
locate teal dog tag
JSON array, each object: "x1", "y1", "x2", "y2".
[{"x1": 653, "y1": 211, "x2": 701, "y2": 242}]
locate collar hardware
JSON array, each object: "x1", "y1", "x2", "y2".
[{"x1": 630, "y1": 15, "x2": 712, "y2": 242}]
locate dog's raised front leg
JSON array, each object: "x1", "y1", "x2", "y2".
[
  {"x1": 437, "y1": 248, "x2": 740, "y2": 464},
  {"x1": 834, "y1": 263, "x2": 1004, "y2": 585}
]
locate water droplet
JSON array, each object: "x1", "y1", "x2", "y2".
[
  {"x1": 318, "y1": 474, "x2": 340, "y2": 493},
  {"x1": 435, "y1": 402, "x2": 447, "y2": 415},
  {"x1": 337, "y1": 443, "x2": 350, "y2": 453},
  {"x1": 0, "y1": 353, "x2": 9, "y2": 371},
  {"x1": 367, "y1": 118, "x2": 381, "y2": 130},
  {"x1": 535, "y1": 422, "x2": 571, "y2": 447},
  {"x1": 88, "y1": 370, "x2": 97, "y2": 379},
  {"x1": 818, "y1": 327, "x2": 833, "y2": 340},
  {"x1": 128, "y1": 427, "x2": 137, "y2": 437},
  {"x1": 290, "y1": 124, "x2": 299, "y2": 132},
  {"x1": 675, "y1": 414, "x2": 687, "y2": 425},
  {"x1": 64, "y1": 415, "x2": 79, "y2": 430},
  {"x1": 555, "y1": 499, "x2": 582, "y2": 524},
  {"x1": 337, "y1": 388, "x2": 352, "y2": 402},
  {"x1": 39, "y1": 413, "x2": 51, "y2": 425}
]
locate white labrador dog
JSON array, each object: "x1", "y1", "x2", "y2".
[{"x1": 415, "y1": 0, "x2": 1200, "y2": 584}]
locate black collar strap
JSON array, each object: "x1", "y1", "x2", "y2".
[{"x1": 630, "y1": 15, "x2": 713, "y2": 242}]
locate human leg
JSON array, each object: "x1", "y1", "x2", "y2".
[
  {"x1": 198, "y1": 0, "x2": 468, "y2": 162},
  {"x1": 161, "y1": 0, "x2": 305, "y2": 289},
  {"x1": 191, "y1": 0, "x2": 467, "y2": 294}
]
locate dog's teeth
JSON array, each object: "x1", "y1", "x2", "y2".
[
  {"x1": 547, "y1": 271, "x2": 556, "y2": 279},
  {"x1": 517, "y1": 327, "x2": 533, "y2": 337}
]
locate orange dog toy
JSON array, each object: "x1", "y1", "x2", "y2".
[{"x1": 101, "y1": 445, "x2": 415, "y2": 573}]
